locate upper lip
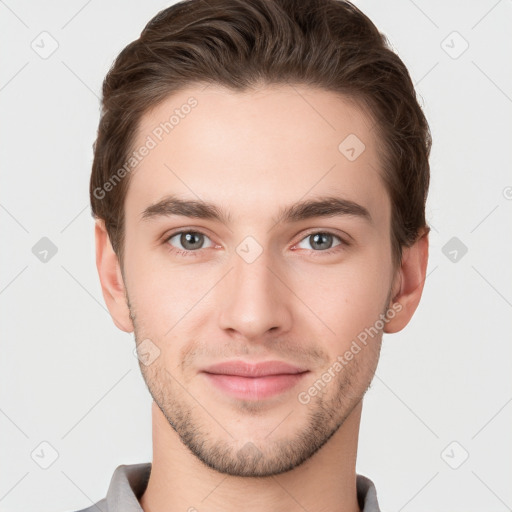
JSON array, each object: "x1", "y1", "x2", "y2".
[{"x1": 202, "y1": 360, "x2": 309, "y2": 377}]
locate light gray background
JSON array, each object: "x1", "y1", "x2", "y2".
[{"x1": 1, "y1": 1, "x2": 511, "y2": 511}]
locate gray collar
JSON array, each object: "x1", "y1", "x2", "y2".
[{"x1": 78, "y1": 462, "x2": 381, "y2": 512}]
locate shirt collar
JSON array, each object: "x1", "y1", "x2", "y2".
[
  {"x1": 105, "y1": 463, "x2": 151, "y2": 512},
  {"x1": 102, "y1": 462, "x2": 381, "y2": 512}
]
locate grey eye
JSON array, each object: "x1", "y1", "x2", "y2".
[
  {"x1": 296, "y1": 232, "x2": 342, "y2": 251},
  {"x1": 167, "y1": 231, "x2": 214, "y2": 251}
]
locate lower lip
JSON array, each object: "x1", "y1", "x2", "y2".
[{"x1": 203, "y1": 372, "x2": 309, "y2": 400}]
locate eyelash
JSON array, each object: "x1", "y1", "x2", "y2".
[{"x1": 163, "y1": 229, "x2": 350, "y2": 258}]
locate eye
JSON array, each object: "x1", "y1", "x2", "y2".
[
  {"x1": 164, "y1": 229, "x2": 348, "y2": 257},
  {"x1": 295, "y1": 231, "x2": 345, "y2": 252},
  {"x1": 166, "y1": 230, "x2": 215, "y2": 254}
]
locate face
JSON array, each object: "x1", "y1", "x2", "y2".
[{"x1": 119, "y1": 84, "x2": 401, "y2": 477}]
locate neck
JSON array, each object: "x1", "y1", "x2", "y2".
[{"x1": 139, "y1": 400, "x2": 362, "y2": 512}]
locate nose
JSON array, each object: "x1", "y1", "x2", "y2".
[{"x1": 217, "y1": 247, "x2": 293, "y2": 341}]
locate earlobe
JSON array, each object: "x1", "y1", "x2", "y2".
[
  {"x1": 95, "y1": 219, "x2": 134, "y2": 333},
  {"x1": 384, "y1": 228, "x2": 429, "y2": 334}
]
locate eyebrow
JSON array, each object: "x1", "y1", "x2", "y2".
[{"x1": 140, "y1": 194, "x2": 372, "y2": 226}]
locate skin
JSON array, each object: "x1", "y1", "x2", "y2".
[{"x1": 95, "y1": 83, "x2": 429, "y2": 512}]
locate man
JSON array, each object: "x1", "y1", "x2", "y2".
[{"x1": 79, "y1": 0, "x2": 431, "y2": 510}]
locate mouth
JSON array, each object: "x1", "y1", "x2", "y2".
[{"x1": 201, "y1": 360, "x2": 310, "y2": 401}]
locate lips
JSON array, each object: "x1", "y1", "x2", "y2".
[
  {"x1": 202, "y1": 360, "x2": 308, "y2": 378},
  {"x1": 201, "y1": 360, "x2": 309, "y2": 400}
]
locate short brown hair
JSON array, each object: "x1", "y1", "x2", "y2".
[{"x1": 90, "y1": 0, "x2": 431, "y2": 269}]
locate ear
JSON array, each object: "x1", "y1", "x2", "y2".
[
  {"x1": 95, "y1": 219, "x2": 134, "y2": 333},
  {"x1": 384, "y1": 228, "x2": 429, "y2": 334}
]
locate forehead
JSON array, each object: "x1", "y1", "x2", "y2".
[{"x1": 125, "y1": 83, "x2": 389, "y2": 228}]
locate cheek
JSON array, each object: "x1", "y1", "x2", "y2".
[
  {"x1": 291, "y1": 252, "x2": 391, "y2": 347},
  {"x1": 123, "y1": 243, "x2": 215, "y2": 338},
  {"x1": 123, "y1": 240, "x2": 177, "y2": 334}
]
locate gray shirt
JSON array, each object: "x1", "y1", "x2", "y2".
[{"x1": 72, "y1": 462, "x2": 381, "y2": 512}]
